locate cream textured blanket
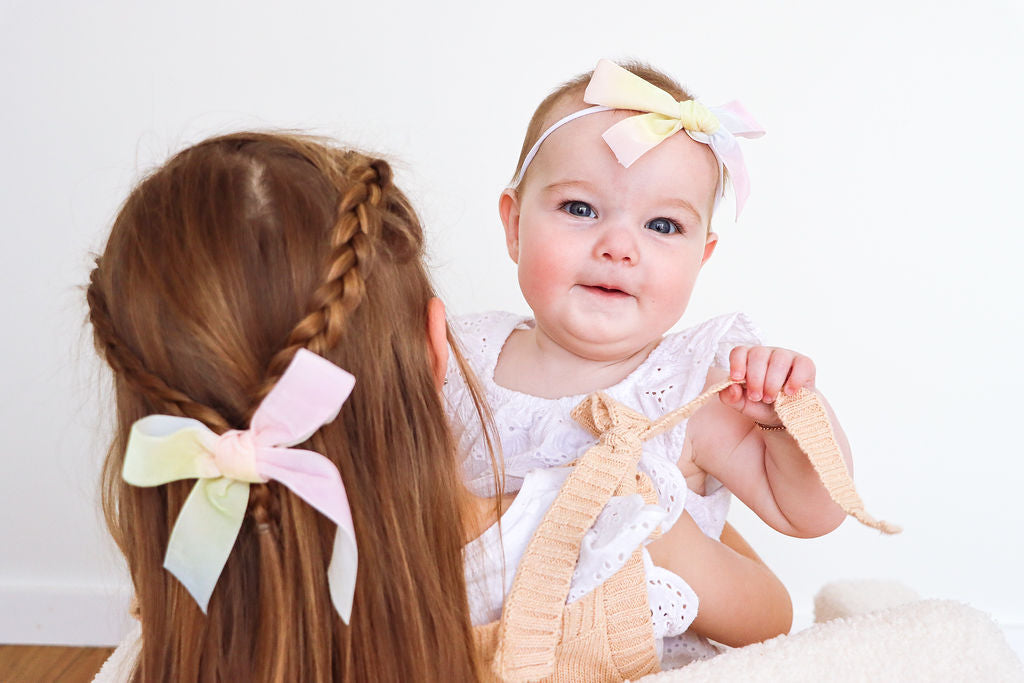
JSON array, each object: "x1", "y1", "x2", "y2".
[{"x1": 636, "y1": 581, "x2": 1024, "y2": 683}]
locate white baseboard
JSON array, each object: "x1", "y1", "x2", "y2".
[{"x1": 0, "y1": 581, "x2": 132, "y2": 647}]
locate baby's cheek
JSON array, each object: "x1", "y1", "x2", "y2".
[
  {"x1": 517, "y1": 254, "x2": 562, "y2": 304},
  {"x1": 515, "y1": 224, "x2": 580, "y2": 313}
]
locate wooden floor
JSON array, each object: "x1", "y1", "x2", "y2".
[{"x1": 0, "y1": 645, "x2": 114, "y2": 683}]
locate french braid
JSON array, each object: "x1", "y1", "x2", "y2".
[
  {"x1": 253, "y1": 158, "x2": 392, "y2": 407},
  {"x1": 87, "y1": 259, "x2": 288, "y2": 535},
  {"x1": 90, "y1": 145, "x2": 402, "y2": 535},
  {"x1": 233, "y1": 154, "x2": 395, "y2": 539},
  {"x1": 87, "y1": 261, "x2": 231, "y2": 433}
]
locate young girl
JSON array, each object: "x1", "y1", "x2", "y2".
[
  {"x1": 447, "y1": 60, "x2": 852, "y2": 668},
  {"x1": 88, "y1": 132, "x2": 497, "y2": 681}
]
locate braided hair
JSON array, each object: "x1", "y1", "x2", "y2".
[{"x1": 88, "y1": 133, "x2": 486, "y2": 682}]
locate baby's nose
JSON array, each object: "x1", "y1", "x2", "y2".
[{"x1": 595, "y1": 222, "x2": 639, "y2": 264}]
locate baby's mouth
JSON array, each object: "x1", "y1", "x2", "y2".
[{"x1": 580, "y1": 283, "x2": 632, "y2": 298}]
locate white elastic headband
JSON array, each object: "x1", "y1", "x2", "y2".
[
  {"x1": 510, "y1": 105, "x2": 612, "y2": 188},
  {"x1": 507, "y1": 60, "x2": 766, "y2": 220}
]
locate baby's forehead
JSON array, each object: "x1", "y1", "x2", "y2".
[
  {"x1": 537, "y1": 110, "x2": 634, "y2": 167},
  {"x1": 539, "y1": 91, "x2": 628, "y2": 131},
  {"x1": 527, "y1": 105, "x2": 720, "y2": 219}
]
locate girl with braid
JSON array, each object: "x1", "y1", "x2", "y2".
[{"x1": 88, "y1": 132, "x2": 500, "y2": 681}]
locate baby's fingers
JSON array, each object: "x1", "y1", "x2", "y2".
[
  {"x1": 762, "y1": 350, "x2": 794, "y2": 403},
  {"x1": 728, "y1": 346, "x2": 750, "y2": 382},
  {"x1": 720, "y1": 383, "x2": 745, "y2": 406},
  {"x1": 783, "y1": 355, "x2": 816, "y2": 395},
  {"x1": 743, "y1": 346, "x2": 771, "y2": 402}
]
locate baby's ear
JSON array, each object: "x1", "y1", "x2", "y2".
[
  {"x1": 701, "y1": 231, "x2": 719, "y2": 267},
  {"x1": 426, "y1": 297, "x2": 448, "y2": 390},
  {"x1": 498, "y1": 189, "x2": 521, "y2": 264}
]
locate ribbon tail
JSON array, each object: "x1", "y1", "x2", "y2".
[
  {"x1": 712, "y1": 100, "x2": 766, "y2": 139},
  {"x1": 708, "y1": 131, "x2": 750, "y2": 219},
  {"x1": 602, "y1": 114, "x2": 680, "y2": 168},
  {"x1": 257, "y1": 447, "x2": 354, "y2": 531},
  {"x1": 326, "y1": 527, "x2": 358, "y2": 623},
  {"x1": 163, "y1": 478, "x2": 250, "y2": 612},
  {"x1": 259, "y1": 447, "x2": 358, "y2": 622}
]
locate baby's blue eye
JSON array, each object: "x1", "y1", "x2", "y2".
[
  {"x1": 562, "y1": 201, "x2": 597, "y2": 219},
  {"x1": 646, "y1": 217, "x2": 681, "y2": 235}
]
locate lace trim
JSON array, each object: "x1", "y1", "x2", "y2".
[
  {"x1": 643, "y1": 550, "x2": 699, "y2": 640},
  {"x1": 568, "y1": 494, "x2": 669, "y2": 603}
]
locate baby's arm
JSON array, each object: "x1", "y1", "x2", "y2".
[
  {"x1": 647, "y1": 515, "x2": 792, "y2": 646},
  {"x1": 687, "y1": 348, "x2": 850, "y2": 538}
]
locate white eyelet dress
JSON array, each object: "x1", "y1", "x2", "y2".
[{"x1": 447, "y1": 311, "x2": 763, "y2": 669}]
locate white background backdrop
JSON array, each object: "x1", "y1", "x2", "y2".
[{"x1": 1, "y1": 0, "x2": 1021, "y2": 651}]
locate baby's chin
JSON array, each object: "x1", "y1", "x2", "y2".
[{"x1": 548, "y1": 321, "x2": 665, "y2": 364}]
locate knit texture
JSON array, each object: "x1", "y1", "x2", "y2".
[
  {"x1": 770, "y1": 385, "x2": 901, "y2": 534},
  {"x1": 476, "y1": 381, "x2": 899, "y2": 682},
  {"x1": 656, "y1": 380, "x2": 899, "y2": 534},
  {"x1": 481, "y1": 394, "x2": 666, "y2": 682}
]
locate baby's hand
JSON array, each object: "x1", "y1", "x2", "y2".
[{"x1": 720, "y1": 346, "x2": 816, "y2": 426}]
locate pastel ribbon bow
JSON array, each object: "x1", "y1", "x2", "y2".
[
  {"x1": 122, "y1": 348, "x2": 359, "y2": 622},
  {"x1": 583, "y1": 58, "x2": 766, "y2": 218}
]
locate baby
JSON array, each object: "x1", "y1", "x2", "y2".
[{"x1": 448, "y1": 60, "x2": 851, "y2": 668}]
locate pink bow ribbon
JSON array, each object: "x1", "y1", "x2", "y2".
[
  {"x1": 583, "y1": 59, "x2": 766, "y2": 219},
  {"x1": 123, "y1": 349, "x2": 359, "y2": 622}
]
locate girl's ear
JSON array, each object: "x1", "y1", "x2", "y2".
[
  {"x1": 498, "y1": 189, "x2": 521, "y2": 264},
  {"x1": 701, "y1": 232, "x2": 719, "y2": 267},
  {"x1": 426, "y1": 297, "x2": 448, "y2": 390}
]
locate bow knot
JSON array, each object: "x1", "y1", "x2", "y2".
[
  {"x1": 572, "y1": 392, "x2": 653, "y2": 444},
  {"x1": 122, "y1": 349, "x2": 360, "y2": 622},
  {"x1": 677, "y1": 99, "x2": 719, "y2": 135},
  {"x1": 208, "y1": 430, "x2": 265, "y2": 483},
  {"x1": 582, "y1": 59, "x2": 765, "y2": 218},
  {"x1": 603, "y1": 430, "x2": 643, "y2": 454}
]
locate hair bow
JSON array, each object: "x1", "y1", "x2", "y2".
[
  {"x1": 583, "y1": 59, "x2": 766, "y2": 219},
  {"x1": 122, "y1": 348, "x2": 359, "y2": 623}
]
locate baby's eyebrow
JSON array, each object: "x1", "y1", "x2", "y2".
[
  {"x1": 661, "y1": 198, "x2": 705, "y2": 224},
  {"x1": 541, "y1": 180, "x2": 598, "y2": 195}
]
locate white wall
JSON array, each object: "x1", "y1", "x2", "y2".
[{"x1": 1, "y1": 0, "x2": 1021, "y2": 648}]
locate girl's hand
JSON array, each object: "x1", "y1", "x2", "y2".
[{"x1": 719, "y1": 346, "x2": 816, "y2": 426}]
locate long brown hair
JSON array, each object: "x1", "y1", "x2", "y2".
[{"x1": 88, "y1": 132, "x2": 488, "y2": 681}]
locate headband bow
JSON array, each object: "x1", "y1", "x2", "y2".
[
  {"x1": 122, "y1": 349, "x2": 359, "y2": 622},
  {"x1": 583, "y1": 59, "x2": 765, "y2": 218}
]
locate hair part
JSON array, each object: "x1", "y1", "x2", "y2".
[{"x1": 89, "y1": 132, "x2": 495, "y2": 681}]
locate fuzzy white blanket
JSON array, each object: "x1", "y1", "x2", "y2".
[{"x1": 638, "y1": 582, "x2": 1023, "y2": 682}]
